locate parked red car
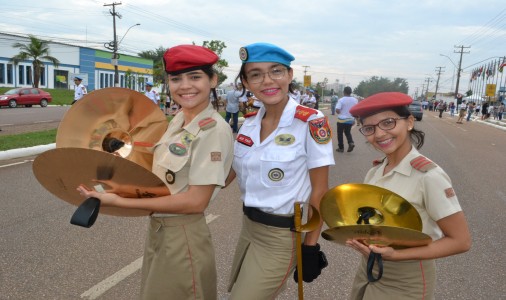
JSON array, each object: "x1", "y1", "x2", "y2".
[{"x1": 0, "y1": 88, "x2": 52, "y2": 108}]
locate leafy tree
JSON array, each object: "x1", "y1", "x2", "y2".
[
  {"x1": 11, "y1": 35, "x2": 60, "y2": 88},
  {"x1": 201, "y1": 40, "x2": 228, "y2": 85},
  {"x1": 354, "y1": 76, "x2": 409, "y2": 97},
  {"x1": 138, "y1": 46, "x2": 167, "y2": 93}
]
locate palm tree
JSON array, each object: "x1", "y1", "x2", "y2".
[{"x1": 11, "y1": 35, "x2": 60, "y2": 88}]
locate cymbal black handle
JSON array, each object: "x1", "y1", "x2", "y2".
[
  {"x1": 366, "y1": 252, "x2": 383, "y2": 282},
  {"x1": 70, "y1": 197, "x2": 101, "y2": 228}
]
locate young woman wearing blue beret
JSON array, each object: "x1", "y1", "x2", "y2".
[{"x1": 225, "y1": 43, "x2": 335, "y2": 299}]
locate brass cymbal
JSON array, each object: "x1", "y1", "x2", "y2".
[
  {"x1": 33, "y1": 147, "x2": 170, "y2": 217},
  {"x1": 320, "y1": 183, "x2": 422, "y2": 231},
  {"x1": 56, "y1": 87, "x2": 168, "y2": 170},
  {"x1": 321, "y1": 225, "x2": 431, "y2": 249}
]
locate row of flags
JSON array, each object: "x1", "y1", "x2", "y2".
[{"x1": 470, "y1": 58, "x2": 506, "y2": 81}]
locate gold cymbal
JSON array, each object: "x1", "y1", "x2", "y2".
[
  {"x1": 321, "y1": 225, "x2": 431, "y2": 249},
  {"x1": 320, "y1": 183, "x2": 422, "y2": 231},
  {"x1": 56, "y1": 87, "x2": 168, "y2": 170},
  {"x1": 33, "y1": 147, "x2": 170, "y2": 217}
]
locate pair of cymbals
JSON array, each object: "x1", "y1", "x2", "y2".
[
  {"x1": 320, "y1": 184, "x2": 431, "y2": 249},
  {"x1": 34, "y1": 88, "x2": 170, "y2": 217},
  {"x1": 56, "y1": 87, "x2": 168, "y2": 170},
  {"x1": 33, "y1": 148, "x2": 170, "y2": 216}
]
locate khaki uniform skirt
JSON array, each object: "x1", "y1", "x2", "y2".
[
  {"x1": 140, "y1": 214, "x2": 217, "y2": 300},
  {"x1": 350, "y1": 257, "x2": 436, "y2": 300},
  {"x1": 228, "y1": 216, "x2": 296, "y2": 300}
]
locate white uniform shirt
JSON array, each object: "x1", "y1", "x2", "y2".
[
  {"x1": 364, "y1": 147, "x2": 462, "y2": 240},
  {"x1": 145, "y1": 90, "x2": 160, "y2": 105},
  {"x1": 74, "y1": 83, "x2": 87, "y2": 101},
  {"x1": 336, "y1": 96, "x2": 358, "y2": 119},
  {"x1": 233, "y1": 98, "x2": 335, "y2": 214}
]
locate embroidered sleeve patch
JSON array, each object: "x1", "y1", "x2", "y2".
[
  {"x1": 211, "y1": 152, "x2": 222, "y2": 161},
  {"x1": 444, "y1": 187, "x2": 456, "y2": 198},
  {"x1": 308, "y1": 116, "x2": 332, "y2": 144}
]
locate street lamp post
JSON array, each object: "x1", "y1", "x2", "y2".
[
  {"x1": 440, "y1": 54, "x2": 458, "y2": 95},
  {"x1": 113, "y1": 23, "x2": 140, "y2": 87}
]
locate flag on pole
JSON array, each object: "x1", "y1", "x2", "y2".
[{"x1": 499, "y1": 58, "x2": 506, "y2": 73}]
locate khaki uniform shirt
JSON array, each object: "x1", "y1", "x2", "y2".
[
  {"x1": 364, "y1": 147, "x2": 462, "y2": 240},
  {"x1": 152, "y1": 103, "x2": 234, "y2": 205}
]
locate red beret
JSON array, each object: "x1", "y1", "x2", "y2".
[
  {"x1": 350, "y1": 92, "x2": 413, "y2": 118},
  {"x1": 163, "y1": 45, "x2": 219, "y2": 75}
]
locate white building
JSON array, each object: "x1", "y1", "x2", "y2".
[{"x1": 0, "y1": 32, "x2": 154, "y2": 92}]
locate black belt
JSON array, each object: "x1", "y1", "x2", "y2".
[{"x1": 243, "y1": 205, "x2": 294, "y2": 229}]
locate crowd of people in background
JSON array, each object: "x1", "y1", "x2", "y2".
[{"x1": 421, "y1": 98, "x2": 505, "y2": 122}]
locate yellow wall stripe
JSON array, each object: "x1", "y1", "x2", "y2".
[{"x1": 95, "y1": 62, "x2": 153, "y2": 75}]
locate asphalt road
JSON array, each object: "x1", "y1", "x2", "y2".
[
  {"x1": 0, "y1": 106, "x2": 70, "y2": 135},
  {"x1": 1, "y1": 109, "x2": 505, "y2": 299}
]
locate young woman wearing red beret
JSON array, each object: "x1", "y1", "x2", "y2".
[
  {"x1": 346, "y1": 92, "x2": 471, "y2": 299},
  {"x1": 77, "y1": 45, "x2": 234, "y2": 300}
]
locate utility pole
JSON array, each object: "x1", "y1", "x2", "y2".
[
  {"x1": 454, "y1": 45, "x2": 470, "y2": 101},
  {"x1": 425, "y1": 77, "x2": 432, "y2": 99},
  {"x1": 434, "y1": 67, "x2": 445, "y2": 100},
  {"x1": 104, "y1": 2, "x2": 122, "y2": 87}
]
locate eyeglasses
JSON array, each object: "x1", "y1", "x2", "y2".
[
  {"x1": 359, "y1": 117, "x2": 407, "y2": 136},
  {"x1": 245, "y1": 67, "x2": 287, "y2": 84}
]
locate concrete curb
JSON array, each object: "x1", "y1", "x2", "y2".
[{"x1": 0, "y1": 143, "x2": 55, "y2": 161}]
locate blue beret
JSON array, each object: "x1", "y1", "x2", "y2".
[
  {"x1": 239, "y1": 43, "x2": 295, "y2": 67},
  {"x1": 146, "y1": 81, "x2": 154, "y2": 86}
]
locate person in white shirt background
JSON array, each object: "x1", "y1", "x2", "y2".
[
  {"x1": 71, "y1": 76, "x2": 87, "y2": 105},
  {"x1": 144, "y1": 81, "x2": 160, "y2": 106}
]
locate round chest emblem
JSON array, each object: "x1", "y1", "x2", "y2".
[{"x1": 268, "y1": 168, "x2": 284, "y2": 182}]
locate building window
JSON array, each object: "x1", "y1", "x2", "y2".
[
  {"x1": 54, "y1": 70, "x2": 69, "y2": 89},
  {"x1": 0, "y1": 63, "x2": 4, "y2": 84},
  {"x1": 100, "y1": 73, "x2": 104, "y2": 89},
  {"x1": 26, "y1": 66, "x2": 32, "y2": 85},
  {"x1": 120, "y1": 74, "x2": 124, "y2": 88},
  {"x1": 40, "y1": 67, "x2": 45, "y2": 86},
  {"x1": 7, "y1": 64, "x2": 13, "y2": 84},
  {"x1": 19, "y1": 65, "x2": 25, "y2": 85}
]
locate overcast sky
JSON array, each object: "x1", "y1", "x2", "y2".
[{"x1": 2, "y1": 0, "x2": 506, "y2": 95}]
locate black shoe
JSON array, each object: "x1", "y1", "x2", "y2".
[
  {"x1": 336, "y1": 148, "x2": 344, "y2": 153},
  {"x1": 347, "y1": 143, "x2": 355, "y2": 152}
]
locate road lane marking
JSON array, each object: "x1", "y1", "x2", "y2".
[
  {"x1": 0, "y1": 159, "x2": 33, "y2": 168},
  {"x1": 34, "y1": 120, "x2": 56, "y2": 123},
  {"x1": 80, "y1": 257, "x2": 143, "y2": 300},
  {"x1": 80, "y1": 213, "x2": 221, "y2": 299}
]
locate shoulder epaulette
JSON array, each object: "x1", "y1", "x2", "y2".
[
  {"x1": 198, "y1": 117, "x2": 217, "y2": 130},
  {"x1": 373, "y1": 157, "x2": 386, "y2": 166},
  {"x1": 243, "y1": 111, "x2": 258, "y2": 118},
  {"x1": 294, "y1": 105, "x2": 318, "y2": 122},
  {"x1": 410, "y1": 155, "x2": 437, "y2": 172}
]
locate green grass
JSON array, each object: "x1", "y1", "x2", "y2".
[
  {"x1": 0, "y1": 110, "x2": 238, "y2": 151},
  {"x1": 0, "y1": 87, "x2": 75, "y2": 106},
  {"x1": 0, "y1": 129, "x2": 57, "y2": 151}
]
